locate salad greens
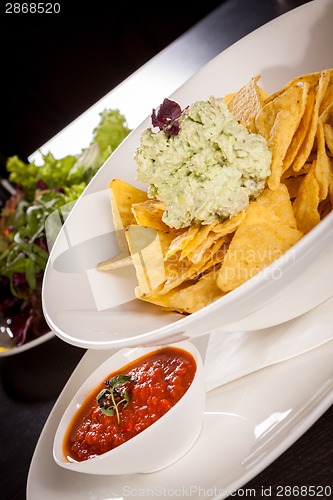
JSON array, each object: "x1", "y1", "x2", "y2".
[{"x1": 0, "y1": 109, "x2": 131, "y2": 346}]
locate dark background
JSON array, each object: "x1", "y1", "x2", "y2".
[
  {"x1": 0, "y1": 1, "x2": 223, "y2": 176},
  {"x1": 1, "y1": 2, "x2": 333, "y2": 500}
]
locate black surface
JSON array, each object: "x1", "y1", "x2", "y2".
[{"x1": 0, "y1": 336, "x2": 86, "y2": 499}]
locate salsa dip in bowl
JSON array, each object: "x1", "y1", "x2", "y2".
[{"x1": 53, "y1": 340, "x2": 206, "y2": 475}]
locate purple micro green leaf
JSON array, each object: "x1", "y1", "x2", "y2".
[{"x1": 151, "y1": 98, "x2": 184, "y2": 136}]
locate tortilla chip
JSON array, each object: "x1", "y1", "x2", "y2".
[
  {"x1": 164, "y1": 224, "x2": 201, "y2": 260},
  {"x1": 166, "y1": 212, "x2": 245, "y2": 263},
  {"x1": 227, "y1": 75, "x2": 269, "y2": 132},
  {"x1": 179, "y1": 221, "x2": 219, "y2": 260},
  {"x1": 217, "y1": 202, "x2": 303, "y2": 292},
  {"x1": 291, "y1": 70, "x2": 331, "y2": 172},
  {"x1": 255, "y1": 183, "x2": 297, "y2": 228},
  {"x1": 293, "y1": 117, "x2": 333, "y2": 233},
  {"x1": 255, "y1": 82, "x2": 310, "y2": 189},
  {"x1": 96, "y1": 252, "x2": 132, "y2": 271},
  {"x1": 109, "y1": 178, "x2": 148, "y2": 250},
  {"x1": 109, "y1": 178, "x2": 148, "y2": 228},
  {"x1": 319, "y1": 82, "x2": 333, "y2": 121},
  {"x1": 136, "y1": 269, "x2": 225, "y2": 314},
  {"x1": 282, "y1": 86, "x2": 316, "y2": 173},
  {"x1": 131, "y1": 198, "x2": 173, "y2": 232},
  {"x1": 265, "y1": 71, "x2": 323, "y2": 103},
  {"x1": 161, "y1": 256, "x2": 212, "y2": 295},
  {"x1": 161, "y1": 235, "x2": 228, "y2": 295},
  {"x1": 282, "y1": 175, "x2": 305, "y2": 200},
  {"x1": 315, "y1": 119, "x2": 331, "y2": 200},
  {"x1": 293, "y1": 162, "x2": 321, "y2": 233},
  {"x1": 223, "y1": 93, "x2": 236, "y2": 105},
  {"x1": 125, "y1": 225, "x2": 166, "y2": 294},
  {"x1": 157, "y1": 213, "x2": 245, "y2": 294},
  {"x1": 210, "y1": 210, "x2": 246, "y2": 235},
  {"x1": 186, "y1": 233, "x2": 226, "y2": 264},
  {"x1": 324, "y1": 123, "x2": 333, "y2": 156}
]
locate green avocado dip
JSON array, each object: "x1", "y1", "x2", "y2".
[{"x1": 135, "y1": 96, "x2": 272, "y2": 229}]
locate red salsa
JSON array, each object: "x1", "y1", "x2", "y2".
[{"x1": 63, "y1": 346, "x2": 197, "y2": 462}]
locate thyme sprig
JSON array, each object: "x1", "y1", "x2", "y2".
[{"x1": 96, "y1": 374, "x2": 133, "y2": 424}]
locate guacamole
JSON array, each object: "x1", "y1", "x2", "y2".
[{"x1": 135, "y1": 96, "x2": 272, "y2": 229}]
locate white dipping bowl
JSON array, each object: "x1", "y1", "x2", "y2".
[{"x1": 53, "y1": 340, "x2": 206, "y2": 475}]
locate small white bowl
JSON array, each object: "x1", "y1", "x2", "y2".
[{"x1": 53, "y1": 340, "x2": 206, "y2": 475}]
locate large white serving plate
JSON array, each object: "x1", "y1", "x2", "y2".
[
  {"x1": 42, "y1": 0, "x2": 333, "y2": 350},
  {"x1": 27, "y1": 325, "x2": 333, "y2": 499}
]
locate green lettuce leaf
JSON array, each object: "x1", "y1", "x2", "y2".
[{"x1": 1, "y1": 108, "x2": 131, "y2": 297}]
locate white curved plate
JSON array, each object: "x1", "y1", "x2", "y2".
[
  {"x1": 27, "y1": 326, "x2": 333, "y2": 499},
  {"x1": 0, "y1": 330, "x2": 54, "y2": 357},
  {"x1": 42, "y1": 0, "x2": 333, "y2": 350}
]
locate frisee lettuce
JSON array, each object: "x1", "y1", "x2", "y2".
[
  {"x1": 0, "y1": 108, "x2": 131, "y2": 346},
  {"x1": 6, "y1": 108, "x2": 131, "y2": 202}
]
